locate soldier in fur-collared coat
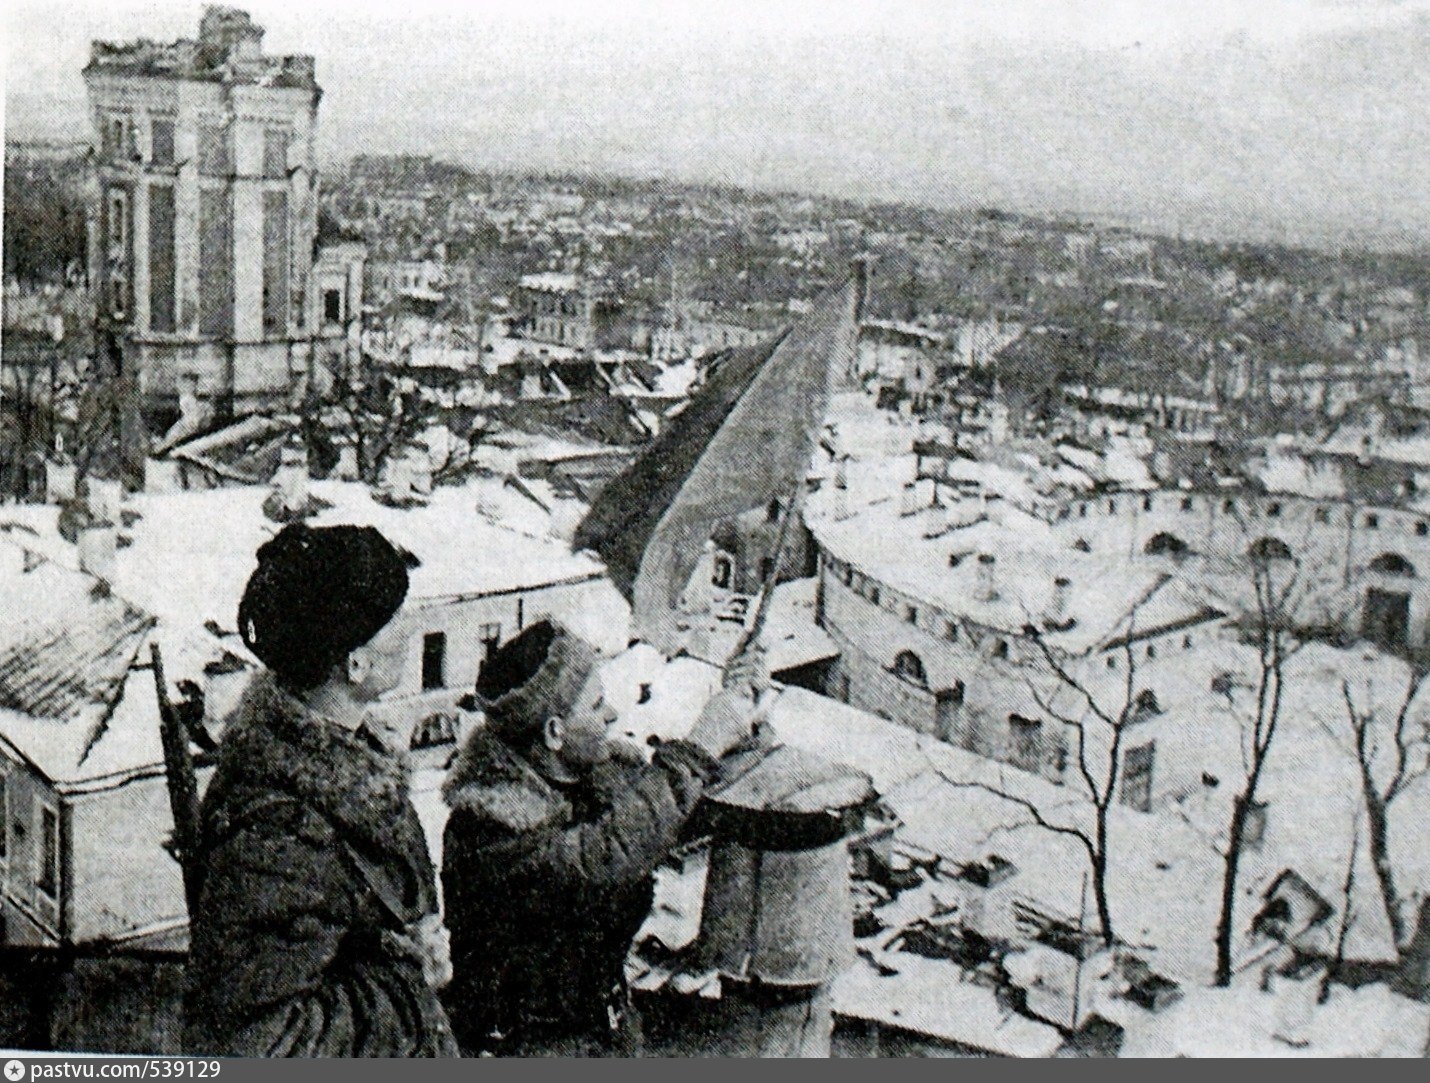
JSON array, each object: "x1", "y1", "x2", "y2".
[
  {"x1": 440, "y1": 620, "x2": 756, "y2": 1056},
  {"x1": 184, "y1": 525, "x2": 457, "y2": 1058}
]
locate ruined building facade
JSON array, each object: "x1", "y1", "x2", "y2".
[{"x1": 83, "y1": 7, "x2": 361, "y2": 429}]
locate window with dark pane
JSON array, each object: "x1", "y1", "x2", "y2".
[
  {"x1": 151, "y1": 118, "x2": 175, "y2": 166},
  {"x1": 422, "y1": 632, "x2": 447, "y2": 691}
]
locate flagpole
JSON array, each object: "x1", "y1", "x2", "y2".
[{"x1": 724, "y1": 481, "x2": 801, "y2": 693}]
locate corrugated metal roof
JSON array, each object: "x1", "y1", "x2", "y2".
[{"x1": 0, "y1": 593, "x2": 154, "y2": 720}]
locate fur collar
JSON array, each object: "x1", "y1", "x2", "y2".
[
  {"x1": 442, "y1": 726, "x2": 570, "y2": 834},
  {"x1": 206, "y1": 672, "x2": 433, "y2": 881}
]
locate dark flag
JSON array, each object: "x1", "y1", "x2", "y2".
[{"x1": 575, "y1": 266, "x2": 865, "y2": 655}]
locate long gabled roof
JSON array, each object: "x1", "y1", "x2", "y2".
[{"x1": 0, "y1": 567, "x2": 153, "y2": 722}]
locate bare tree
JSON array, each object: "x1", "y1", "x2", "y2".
[
  {"x1": 327, "y1": 359, "x2": 427, "y2": 485},
  {"x1": 1321, "y1": 815, "x2": 1361, "y2": 1005},
  {"x1": 1211, "y1": 554, "x2": 1308, "y2": 986},
  {"x1": 930, "y1": 625, "x2": 1149, "y2": 949},
  {"x1": 1338, "y1": 666, "x2": 1429, "y2": 953}
]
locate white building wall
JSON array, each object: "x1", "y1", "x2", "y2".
[
  {"x1": 1054, "y1": 488, "x2": 1430, "y2": 650},
  {"x1": 67, "y1": 776, "x2": 185, "y2": 946}
]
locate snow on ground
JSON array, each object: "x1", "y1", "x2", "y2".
[
  {"x1": 602, "y1": 636, "x2": 1430, "y2": 989},
  {"x1": 1119, "y1": 980, "x2": 1429, "y2": 1057}
]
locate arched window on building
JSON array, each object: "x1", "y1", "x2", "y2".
[
  {"x1": 1247, "y1": 536, "x2": 1293, "y2": 563},
  {"x1": 1134, "y1": 689, "x2": 1162, "y2": 718},
  {"x1": 892, "y1": 650, "x2": 928, "y2": 688},
  {"x1": 411, "y1": 712, "x2": 458, "y2": 750},
  {"x1": 1144, "y1": 532, "x2": 1189, "y2": 557},
  {"x1": 1368, "y1": 553, "x2": 1416, "y2": 578}
]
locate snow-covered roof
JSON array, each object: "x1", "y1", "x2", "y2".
[
  {"x1": 602, "y1": 641, "x2": 1418, "y2": 988},
  {"x1": 805, "y1": 481, "x2": 1205, "y2": 653},
  {"x1": 624, "y1": 820, "x2": 1063, "y2": 1056},
  {"x1": 481, "y1": 335, "x2": 582, "y2": 369},
  {"x1": 652, "y1": 359, "x2": 699, "y2": 398},
  {"x1": 861, "y1": 319, "x2": 946, "y2": 346},
  {"x1": 407, "y1": 344, "x2": 481, "y2": 370},
  {"x1": 835, "y1": 953, "x2": 1064, "y2": 1057},
  {"x1": 758, "y1": 577, "x2": 839, "y2": 674},
  {"x1": 761, "y1": 686, "x2": 1226, "y2": 985},
  {"x1": 518, "y1": 272, "x2": 581, "y2": 294},
  {"x1": 1251, "y1": 451, "x2": 1348, "y2": 500},
  {"x1": 1055, "y1": 438, "x2": 1156, "y2": 490},
  {"x1": 1319, "y1": 423, "x2": 1430, "y2": 470},
  {"x1": 19, "y1": 478, "x2": 619, "y2": 640},
  {"x1": 0, "y1": 541, "x2": 238, "y2": 787}
]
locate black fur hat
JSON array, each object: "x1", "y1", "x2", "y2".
[{"x1": 238, "y1": 523, "x2": 417, "y2": 690}]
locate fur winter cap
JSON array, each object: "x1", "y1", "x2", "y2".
[
  {"x1": 239, "y1": 523, "x2": 417, "y2": 690},
  {"x1": 475, "y1": 620, "x2": 598, "y2": 741}
]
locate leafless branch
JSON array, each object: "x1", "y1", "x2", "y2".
[{"x1": 928, "y1": 767, "x2": 1098, "y2": 868}]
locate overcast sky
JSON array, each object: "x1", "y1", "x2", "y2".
[{"x1": 5, "y1": 0, "x2": 1429, "y2": 249}]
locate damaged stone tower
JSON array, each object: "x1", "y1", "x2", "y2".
[{"x1": 83, "y1": 6, "x2": 363, "y2": 439}]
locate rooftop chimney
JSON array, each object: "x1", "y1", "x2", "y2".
[
  {"x1": 976, "y1": 553, "x2": 999, "y2": 601},
  {"x1": 335, "y1": 444, "x2": 360, "y2": 481},
  {"x1": 923, "y1": 500, "x2": 949, "y2": 539},
  {"x1": 1045, "y1": 576, "x2": 1073, "y2": 627},
  {"x1": 78, "y1": 522, "x2": 117, "y2": 584},
  {"x1": 382, "y1": 453, "x2": 414, "y2": 505},
  {"x1": 899, "y1": 482, "x2": 921, "y2": 517},
  {"x1": 273, "y1": 440, "x2": 309, "y2": 515},
  {"x1": 46, "y1": 460, "x2": 76, "y2": 504},
  {"x1": 695, "y1": 747, "x2": 873, "y2": 1057},
  {"x1": 86, "y1": 476, "x2": 123, "y2": 524},
  {"x1": 406, "y1": 444, "x2": 433, "y2": 498}
]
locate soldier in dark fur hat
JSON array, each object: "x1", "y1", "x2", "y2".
[
  {"x1": 440, "y1": 619, "x2": 756, "y2": 1056},
  {"x1": 185, "y1": 523, "x2": 458, "y2": 1057}
]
